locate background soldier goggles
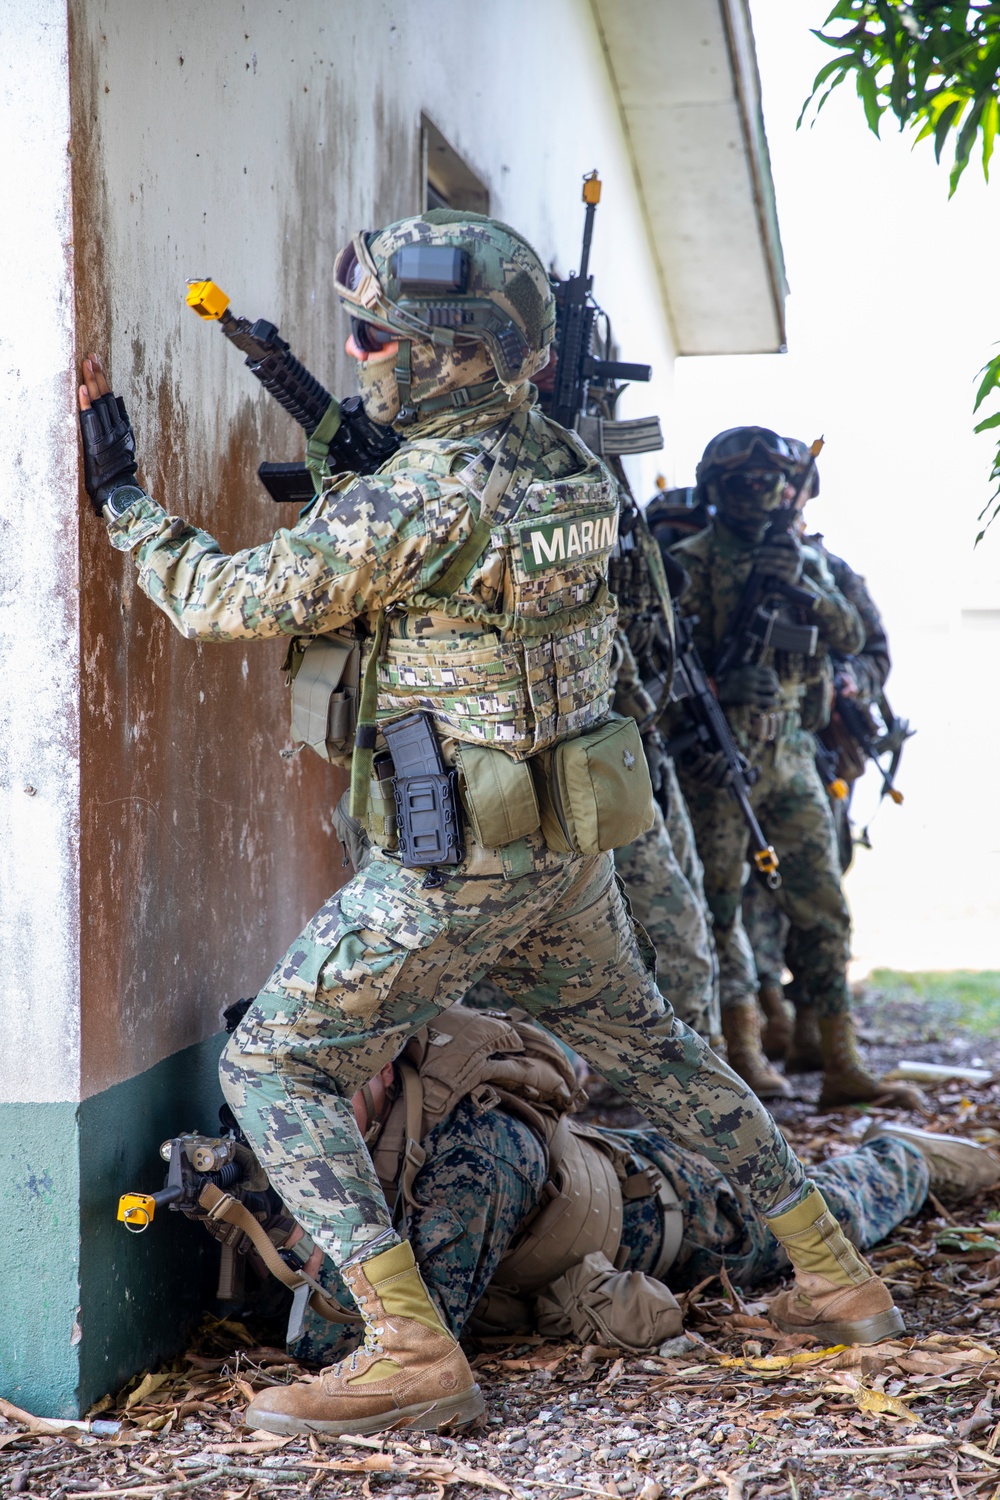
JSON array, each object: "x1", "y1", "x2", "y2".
[{"x1": 707, "y1": 430, "x2": 794, "y2": 474}]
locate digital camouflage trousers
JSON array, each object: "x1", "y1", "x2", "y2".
[
  {"x1": 220, "y1": 848, "x2": 806, "y2": 1268},
  {"x1": 678, "y1": 727, "x2": 852, "y2": 1017},
  {"x1": 618, "y1": 1129, "x2": 928, "y2": 1290},
  {"x1": 741, "y1": 873, "x2": 790, "y2": 991},
  {"x1": 614, "y1": 774, "x2": 721, "y2": 1043},
  {"x1": 290, "y1": 1104, "x2": 928, "y2": 1365}
]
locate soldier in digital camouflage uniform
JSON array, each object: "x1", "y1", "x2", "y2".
[
  {"x1": 742, "y1": 438, "x2": 894, "y2": 1072},
  {"x1": 77, "y1": 214, "x2": 902, "y2": 1441},
  {"x1": 669, "y1": 428, "x2": 917, "y2": 1113},
  {"x1": 206, "y1": 1005, "x2": 991, "y2": 1368}
]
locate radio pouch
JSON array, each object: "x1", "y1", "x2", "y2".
[{"x1": 538, "y1": 714, "x2": 655, "y2": 855}]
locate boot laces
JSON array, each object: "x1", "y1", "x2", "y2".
[{"x1": 330, "y1": 1292, "x2": 385, "y2": 1378}]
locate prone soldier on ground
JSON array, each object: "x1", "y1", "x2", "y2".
[
  {"x1": 121, "y1": 1004, "x2": 1000, "y2": 1370},
  {"x1": 80, "y1": 207, "x2": 905, "y2": 1439},
  {"x1": 667, "y1": 427, "x2": 920, "y2": 1111}
]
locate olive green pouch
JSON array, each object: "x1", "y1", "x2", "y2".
[
  {"x1": 286, "y1": 633, "x2": 360, "y2": 764},
  {"x1": 543, "y1": 715, "x2": 655, "y2": 855},
  {"x1": 365, "y1": 758, "x2": 399, "y2": 853},
  {"x1": 456, "y1": 744, "x2": 541, "y2": 849}
]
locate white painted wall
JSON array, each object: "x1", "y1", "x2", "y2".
[{"x1": 0, "y1": 0, "x2": 81, "y2": 1105}]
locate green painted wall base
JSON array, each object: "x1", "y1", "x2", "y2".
[{"x1": 0, "y1": 1032, "x2": 227, "y2": 1418}]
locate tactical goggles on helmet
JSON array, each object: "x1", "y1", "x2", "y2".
[{"x1": 704, "y1": 428, "x2": 794, "y2": 476}]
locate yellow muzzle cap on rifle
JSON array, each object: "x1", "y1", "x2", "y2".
[
  {"x1": 117, "y1": 1193, "x2": 156, "y2": 1232},
  {"x1": 185, "y1": 279, "x2": 230, "y2": 321}
]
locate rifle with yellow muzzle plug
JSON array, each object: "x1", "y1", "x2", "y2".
[
  {"x1": 117, "y1": 1115, "x2": 358, "y2": 1333},
  {"x1": 185, "y1": 279, "x2": 400, "y2": 503}
]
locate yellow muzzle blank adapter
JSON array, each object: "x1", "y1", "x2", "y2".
[
  {"x1": 117, "y1": 1191, "x2": 167, "y2": 1233},
  {"x1": 185, "y1": 279, "x2": 231, "y2": 321}
]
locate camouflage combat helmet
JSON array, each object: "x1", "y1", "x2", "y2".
[
  {"x1": 783, "y1": 436, "x2": 821, "y2": 499},
  {"x1": 334, "y1": 211, "x2": 556, "y2": 423},
  {"x1": 696, "y1": 427, "x2": 795, "y2": 489}
]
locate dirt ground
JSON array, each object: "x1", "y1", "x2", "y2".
[{"x1": 5, "y1": 977, "x2": 1000, "y2": 1500}]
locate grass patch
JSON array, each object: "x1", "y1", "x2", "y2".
[{"x1": 865, "y1": 969, "x2": 1000, "y2": 1037}]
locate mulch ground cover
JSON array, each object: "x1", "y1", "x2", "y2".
[{"x1": 5, "y1": 982, "x2": 1000, "y2": 1499}]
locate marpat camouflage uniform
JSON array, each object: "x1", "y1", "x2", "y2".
[
  {"x1": 107, "y1": 392, "x2": 810, "y2": 1276},
  {"x1": 291, "y1": 1100, "x2": 928, "y2": 1364},
  {"x1": 670, "y1": 522, "x2": 864, "y2": 1020}
]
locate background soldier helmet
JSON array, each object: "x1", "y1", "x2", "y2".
[
  {"x1": 696, "y1": 426, "x2": 795, "y2": 520},
  {"x1": 334, "y1": 212, "x2": 556, "y2": 423},
  {"x1": 696, "y1": 426, "x2": 795, "y2": 489}
]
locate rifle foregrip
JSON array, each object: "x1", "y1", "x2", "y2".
[{"x1": 247, "y1": 348, "x2": 335, "y2": 437}]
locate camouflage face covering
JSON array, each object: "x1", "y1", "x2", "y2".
[
  {"x1": 714, "y1": 471, "x2": 786, "y2": 542},
  {"x1": 354, "y1": 336, "x2": 498, "y2": 426}
]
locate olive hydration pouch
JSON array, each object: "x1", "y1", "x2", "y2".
[
  {"x1": 285, "y1": 630, "x2": 361, "y2": 764},
  {"x1": 536, "y1": 713, "x2": 654, "y2": 855}
]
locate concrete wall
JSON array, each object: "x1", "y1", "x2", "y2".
[
  {"x1": 69, "y1": 0, "x2": 678, "y2": 1100},
  {"x1": 1, "y1": 0, "x2": 677, "y2": 1412}
]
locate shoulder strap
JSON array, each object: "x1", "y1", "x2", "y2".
[
  {"x1": 421, "y1": 407, "x2": 535, "y2": 602},
  {"x1": 197, "y1": 1182, "x2": 359, "y2": 1327}
]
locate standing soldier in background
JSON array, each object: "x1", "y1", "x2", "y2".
[
  {"x1": 669, "y1": 427, "x2": 918, "y2": 1110},
  {"x1": 743, "y1": 439, "x2": 895, "y2": 1071},
  {"x1": 78, "y1": 220, "x2": 904, "y2": 1440}
]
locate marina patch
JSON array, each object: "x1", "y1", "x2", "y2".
[{"x1": 517, "y1": 509, "x2": 620, "y2": 573}]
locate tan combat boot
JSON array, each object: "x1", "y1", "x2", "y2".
[
  {"x1": 758, "y1": 983, "x2": 793, "y2": 1061},
  {"x1": 245, "y1": 1241, "x2": 484, "y2": 1436},
  {"x1": 863, "y1": 1122, "x2": 1000, "y2": 1204},
  {"x1": 817, "y1": 1013, "x2": 924, "y2": 1111},
  {"x1": 722, "y1": 999, "x2": 792, "y2": 1099},
  {"x1": 766, "y1": 1186, "x2": 905, "y2": 1344},
  {"x1": 783, "y1": 1005, "x2": 823, "y2": 1074}
]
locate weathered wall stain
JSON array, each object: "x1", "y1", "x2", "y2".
[{"x1": 70, "y1": 5, "x2": 348, "y2": 1101}]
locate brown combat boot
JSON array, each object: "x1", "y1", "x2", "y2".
[
  {"x1": 862, "y1": 1122, "x2": 1000, "y2": 1204},
  {"x1": 766, "y1": 1187, "x2": 905, "y2": 1345},
  {"x1": 721, "y1": 999, "x2": 791, "y2": 1099},
  {"x1": 817, "y1": 1014, "x2": 925, "y2": 1111},
  {"x1": 245, "y1": 1241, "x2": 484, "y2": 1436},
  {"x1": 758, "y1": 983, "x2": 793, "y2": 1061},
  {"x1": 783, "y1": 1005, "x2": 823, "y2": 1074}
]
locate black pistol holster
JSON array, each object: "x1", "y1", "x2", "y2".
[{"x1": 380, "y1": 713, "x2": 464, "y2": 869}]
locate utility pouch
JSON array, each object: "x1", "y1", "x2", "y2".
[
  {"x1": 381, "y1": 713, "x2": 463, "y2": 868},
  {"x1": 456, "y1": 744, "x2": 541, "y2": 849},
  {"x1": 364, "y1": 759, "x2": 399, "y2": 854},
  {"x1": 286, "y1": 632, "x2": 361, "y2": 762},
  {"x1": 535, "y1": 715, "x2": 655, "y2": 856}
]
